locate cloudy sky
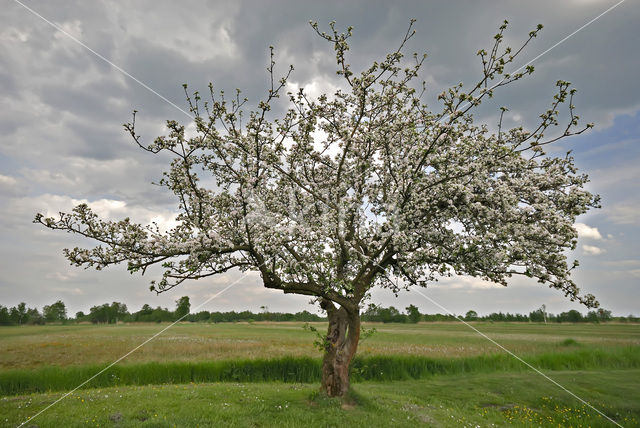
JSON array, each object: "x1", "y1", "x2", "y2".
[{"x1": 1, "y1": 0, "x2": 638, "y2": 317}]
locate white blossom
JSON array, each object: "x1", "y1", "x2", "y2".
[{"x1": 36, "y1": 21, "x2": 599, "y2": 365}]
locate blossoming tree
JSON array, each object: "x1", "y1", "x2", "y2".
[{"x1": 36, "y1": 21, "x2": 599, "y2": 396}]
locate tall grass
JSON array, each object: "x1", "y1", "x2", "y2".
[
  {"x1": 1, "y1": 345, "x2": 638, "y2": 396},
  {"x1": 350, "y1": 345, "x2": 640, "y2": 381}
]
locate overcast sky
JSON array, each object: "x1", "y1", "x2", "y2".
[{"x1": 1, "y1": 0, "x2": 638, "y2": 317}]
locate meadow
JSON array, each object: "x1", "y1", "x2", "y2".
[{"x1": 1, "y1": 321, "x2": 638, "y2": 426}]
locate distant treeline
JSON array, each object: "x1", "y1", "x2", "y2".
[
  {"x1": 1, "y1": 299, "x2": 638, "y2": 326},
  {"x1": 361, "y1": 304, "x2": 633, "y2": 324},
  {"x1": 0, "y1": 297, "x2": 324, "y2": 325}
]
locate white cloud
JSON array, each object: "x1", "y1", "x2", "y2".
[
  {"x1": 286, "y1": 76, "x2": 342, "y2": 101},
  {"x1": 4, "y1": 193, "x2": 179, "y2": 232},
  {"x1": 434, "y1": 275, "x2": 503, "y2": 290},
  {"x1": 87, "y1": 198, "x2": 127, "y2": 217},
  {"x1": 0, "y1": 174, "x2": 18, "y2": 192},
  {"x1": 54, "y1": 20, "x2": 83, "y2": 40},
  {"x1": 583, "y1": 244, "x2": 604, "y2": 255},
  {"x1": 148, "y1": 214, "x2": 180, "y2": 233},
  {"x1": 574, "y1": 222, "x2": 602, "y2": 240},
  {"x1": 46, "y1": 270, "x2": 78, "y2": 282},
  {"x1": 85, "y1": 198, "x2": 180, "y2": 232},
  {"x1": 0, "y1": 27, "x2": 29, "y2": 43}
]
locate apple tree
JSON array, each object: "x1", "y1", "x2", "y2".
[{"x1": 36, "y1": 20, "x2": 599, "y2": 396}]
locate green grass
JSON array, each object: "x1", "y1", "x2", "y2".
[
  {"x1": 1, "y1": 322, "x2": 638, "y2": 369},
  {"x1": 2, "y1": 322, "x2": 639, "y2": 425},
  {"x1": 1, "y1": 346, "x2": 638, "y2": 396},
  {"x1": 2, "y1": 370, "x2": 638, "y2": 427}
]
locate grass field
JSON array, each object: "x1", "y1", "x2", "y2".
[
  {"x1": 1, "y1": 322, "x2": 639, "y2": 426},
  {"x1": 2, "y1": 322, "x2": 638, "y2": 369}
]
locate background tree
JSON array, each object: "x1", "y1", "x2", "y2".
[
  {"x1": 529, "y1": 308, "x2": 545, "y2": 322},
  {"x1": 361, "y1": 304, "x2": 381, "y2": 322},
  {"x1": 9, "y1": 302, "x2": 27, "y2": 325},
  {"x1": 597, "y1": 308, "x2": 612, "y2": 322},
  {"x1": 88, "y1": 304, "x2": 110, "y2": 324},
  {"x1": 43, "y1": 300, "x2": 67, "y2": 323},
  {"x1": 25, "y1": 307, "x2": 44, "y2": 325},
  {"x1": 379, "y1": 306, "x2": 406, "y2": 323},
  {"x1": 150, "y1": 306, "x2": 174, "y2": 323},
  {"x1": 557, "y1": 309, "x2": 583, "y2": 323},
  {"x1": 110, "y1": 302, "x2": 129, "y2": 323},
  {"x1": 586, "y1": 310, "x2": 599, "y2": 323},
  {"x1": 133, "y1": 304, "x2": 153, "y2": 322},
  {"x1": 405, "y1": 304, "x2": 422, "y2": 323},
  {"x1": 87, "y1": 302, "x2": 129, "y2": 324},
  {"x1": 190, "y1": 310, "x2": 211, "y2": 322},
  {"x1": 465, "y1": 310, "x2": 478, "y2": 321},
  {"x1": 36, "y1": 21, "x2": 599, "y2": 396},
  {"x1": 0, "y1": 305, "x2": 11, "y2": 325},
  {"x1": 260, "y1": 305, "x2": 272, "y2": 321},
  {"x1": 174, "y1": 296, "x2": 191, "y2": 320}
]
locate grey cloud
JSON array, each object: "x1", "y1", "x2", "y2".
[
  {"x1": 39, "y1": 79, "x2": 129, "y2": 127},
  {"x1": 1, "y1": 0, "x2": 638, "y2": 315}
]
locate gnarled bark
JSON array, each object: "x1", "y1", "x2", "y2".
[{"x1": 320, "y1": 299, "x2": 360, "y2": 397}]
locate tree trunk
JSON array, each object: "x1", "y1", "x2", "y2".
[{"x1": 320, "y1": 300, "x2": 360, "y2": 397}]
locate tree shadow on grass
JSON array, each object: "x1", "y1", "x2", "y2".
[{"x1": 306, "y1": 386, "x2": 375, "y2": 411}]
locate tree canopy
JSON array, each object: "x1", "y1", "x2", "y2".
[{"x1": 43, "y1": 300, "x2": 67, "y2": 323}]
